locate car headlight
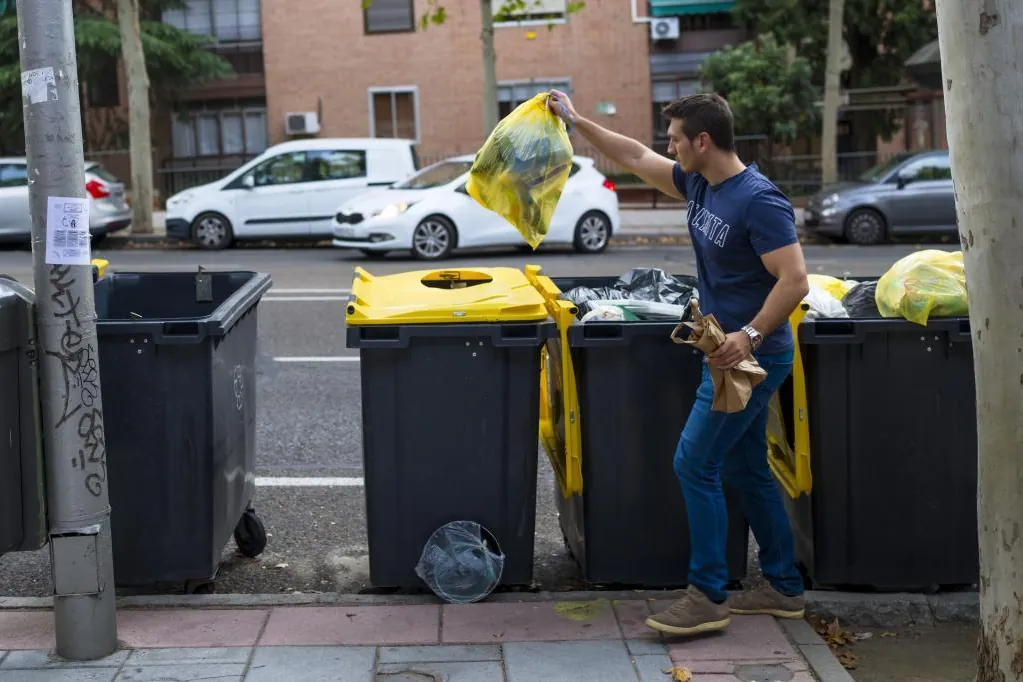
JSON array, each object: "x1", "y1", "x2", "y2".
[
  {"x1": 820, "y1": 193, "x2": 840, "y2": 208},
  {"x1": 166, "y1": 191, "x2": 194, "y2": 209},
  {"x1": 376, "y1": 202, "x2": 413, "y2": 219}
]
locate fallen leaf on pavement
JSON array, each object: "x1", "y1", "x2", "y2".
[
  {"x1": 838, "y1": 650, "x2": 859, "y2": 669},
  {"x1": 853, "y1": 632, "x2": 874, "y2": 641},
  {"x1": 881, "y1": 631, "x2": 897, "y2": 638},
  {"x1": 273, "y1": 563, "x2": 289, "y2": 569},
  {"x1": 662, "y1": 665, "x2": 692, "y2": 681}
]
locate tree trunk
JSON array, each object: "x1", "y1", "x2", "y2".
[
  {"x1": 820, "y1": 0, "x2": 844, "y2": 186},
  {"x1": 480, "y1": 0, "x2": 499, "y2": 136},
  {"x1": 116, "y1": 0, "x2": 153, "y2": 234},
  {"x1": 934, "y1": 2, "x2": 1023, "y2": 680}
]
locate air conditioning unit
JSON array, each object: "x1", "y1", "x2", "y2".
[
  {"x1": 650, "y1": 17, "x2": 680, "y2": 41},
  {"x1": 285, "y1": 112, "x2": 320, "y2": 136}
]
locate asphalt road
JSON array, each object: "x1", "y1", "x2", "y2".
[{"x1": 0, "y1": 240, "x2": 956, "y2": 598}]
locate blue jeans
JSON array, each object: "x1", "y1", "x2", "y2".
[{"x1": 673, "y1": 351, "x2": 804, "y2": 603}]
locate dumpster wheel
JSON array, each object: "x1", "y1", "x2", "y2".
[
  {"x1": 234, "y1": 507, "x2": 268, "y2": 558},
  {"x1": 185, "y1": 578, "x2": 216, "y2": 595}
]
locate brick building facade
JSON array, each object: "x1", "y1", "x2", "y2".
[{"x1": 261, "y1": 0, "x2": 652, "y2": 162}]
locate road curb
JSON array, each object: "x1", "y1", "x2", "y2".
[
  {"x1": 804, "y1": 590, "x2": 979, "y2": 628},
  {"x1": 0, "y1": 589, "x2": 980, "y2": 624},
  {"x1": 778, "y1": 618, "x2": 856, "y2": 682}
]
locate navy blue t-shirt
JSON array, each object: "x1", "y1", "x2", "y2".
[{"x1": 673, "y1": 161, "x2": 799, "y2": 355}]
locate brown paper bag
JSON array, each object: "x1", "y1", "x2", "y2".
[{"x1": 670, "y1": 298, "x2": 767, "y2": 413}]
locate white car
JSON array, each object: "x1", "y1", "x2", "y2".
[
  {"x1": 164, "y1": 137, "x2": 419, "y2": 250},
  {"x1": 0, "y1": 159, "x2": 131, "y2": 243},
  {"x1": 331, "y1": 155, "x2": 620, "y2": 259}
]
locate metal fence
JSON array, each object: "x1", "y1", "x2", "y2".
[
  {"x1": 120, "y1": 144, "x2": 900, "y2": 208},
  {"x1": 156, "y1": 155, "x2": 258, "y2": 198}
]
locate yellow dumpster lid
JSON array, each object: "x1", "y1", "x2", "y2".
[{"x1": 345, "y1": 266, "x2": 549, "y2": 325}]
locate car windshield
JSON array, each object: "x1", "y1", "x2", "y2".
[
  {"x1": 859, "y1": 153, "x2": 913, "y2": 183},
  {"x1": 393, "y1": 160, "x2": 472, "y2": 190}
]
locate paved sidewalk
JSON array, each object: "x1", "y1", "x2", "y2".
[{"x1": 0, "y1": 598, "x2": 844, "y2": 681}]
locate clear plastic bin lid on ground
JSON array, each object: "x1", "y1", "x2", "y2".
[{"x1": 415, "y1": 520, "x2": 505, "y2": 604}]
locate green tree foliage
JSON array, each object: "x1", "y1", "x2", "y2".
[
  {"x1": 732, "y1": 0, "x2": 938, "y2": 139},
  {"x1": 0, "y1": 0, "x2": 232, "y2": 151},
  {"x1": 700, "y1": 33, "x2": 820, "y2": 163}
]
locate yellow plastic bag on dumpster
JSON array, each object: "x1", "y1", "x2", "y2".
[
  {"x1": 807, "y1": 274, "x2": 856, "y2": 301},
  {"x1": 465, "y1": 92, "x2": 574, "y2": 249},
  {"x1": 876, "y1": 249, "x2": 968, "y2": 325}
]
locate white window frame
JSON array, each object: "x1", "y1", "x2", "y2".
[
  {"x1": 492, "y1": 0, "x2": 568, "y2": 27},
  {"x1": 497, "y1": 77, "x2": 572, "y2": 110},
  {"x1": 367, "y1": 86, "x2": 421, "y2": 144}
]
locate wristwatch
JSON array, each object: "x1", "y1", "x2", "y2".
[{"x1": 741, "y1": 325, "x2": 763, "y2": 351}]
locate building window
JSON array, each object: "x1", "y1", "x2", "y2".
[
  {"x1": 163, "y1": 0, "x2": 262, "y2": 43},
  {"x1": 364, "y1": 0, "x2": 414, "y2": 34},
  {"x1": 369, "y1": 88, "x2": 419, "y2": 141},
  {"x1": 678, "y1": 12, "x2": 736, "y2": 31},
  {"x1": 86, "y1": 57, "x2": 120, "y2": 109},
  {"x1": 493, "y1": 0, "x2": 567, "y2": 24},
  {"x1": 171, "y1": 103, "x2": 268, "y2": 159},
  {"x1": 652, "y1": 79, "x2": 700, "y2": 135},
  {"x1": 497, "y1": 79, "x2": 570, "y2": 120}
]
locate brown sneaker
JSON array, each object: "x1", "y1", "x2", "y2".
[
  {"x1": 644, "y1": 585, "x2": 730, "y2": 636},
  {"x1": 728, "y1": 585, "x2": 805, "y2": 618}
]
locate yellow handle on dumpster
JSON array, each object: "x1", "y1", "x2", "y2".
[
  {"x1": 766, "y1": 302, "x2": 813, "y2": 498},
  {"x1": 525, "y1": 264, "x2": 583, "y2": 498}
]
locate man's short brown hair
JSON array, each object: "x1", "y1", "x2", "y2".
[{"x1": 661, "y1": 93, "x2": 735, "y2": 152}]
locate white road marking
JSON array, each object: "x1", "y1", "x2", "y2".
[
  {"x1": 256, "y1": 477, "x2": 365, "y2": 487},
  {"x1": 273, "y1": 356, "x2": 360, "y2": 363},
  {"x1": 270, "y1": 288, "x2": 351, "y2": 294},
  {"x1": 263, "y1": 296, "x2": 349, "y2": 302}
]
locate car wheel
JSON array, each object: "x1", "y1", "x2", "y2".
[
  {"x1": 411, "y1": 216, "x2": 456, "y2": 260},
  {"x1": 844, "y1": 209, "x2": 887, "y2": 246},
  {"x1": 192, "y1": 212, "x2": 233, "y2": 250},
  {"x1": 573, "y1": 210, "x2": 611, "y2": 254}
]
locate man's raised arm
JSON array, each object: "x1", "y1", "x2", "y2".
[{"x1": 550, "y1": 90, "x2": 682, "y2": 200}]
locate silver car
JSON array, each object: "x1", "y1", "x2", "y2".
[
  {"x1": 803, "y1": 150, "x2": 957, "y2": 245},
  {"x1": 0, "y1": 158, "x2": 132, "y2": 243}
]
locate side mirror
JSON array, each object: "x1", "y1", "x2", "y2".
[
  {"x1": 242, "y1": 174, "x2": 255, "y2": 190},
  {"x1": 896, "y1": 170, "x2": 915, "y2": 188}
]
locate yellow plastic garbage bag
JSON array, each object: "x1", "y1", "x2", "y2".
[
  {"x1": 876, "y1": 249, "x2": 968, "y2": 325},
  {"x1": 806, "y1": 273, "x2": 856, "y2": 301},
  {"x1": 465, "y1": 92, "x2": 574, "y2": 249}
]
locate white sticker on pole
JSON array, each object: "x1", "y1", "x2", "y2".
[
  {"x1": 21, "y1": 67, "x2": 56, "y2": 105},
  {"x1": 45, "y1": 197, "x2": 91, "y2": 266}
]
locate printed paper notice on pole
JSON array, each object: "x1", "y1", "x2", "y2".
[
  {"x1": 45, "y1": 197, "x2": 91, "y2": 266},
  {"x1": 21, "y1": 66, "x2": 56, "y2": 105}
]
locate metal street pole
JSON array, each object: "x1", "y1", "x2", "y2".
[{"x1": 16, "y1": 0, "x2": 118, "y2": 661}]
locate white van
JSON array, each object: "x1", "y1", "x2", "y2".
[{"x1": 164, "y1": 138, "x2": 419, "y2": 249}]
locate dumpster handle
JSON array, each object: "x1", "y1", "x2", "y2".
[
  {"x1": 351, "y1": 326, "x2": 404, "y2": 348},
  {"x1": 578, "y1": 323, "x2": 626, "y2": 345}
]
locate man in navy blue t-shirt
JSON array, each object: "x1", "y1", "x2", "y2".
[{"x1": 550, "y1": 91, "x2": 810, "y2": 636}]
